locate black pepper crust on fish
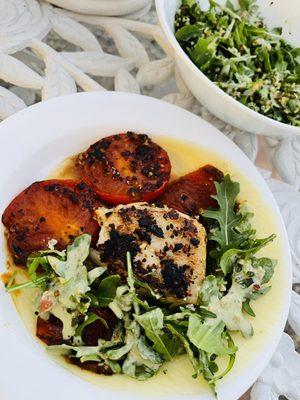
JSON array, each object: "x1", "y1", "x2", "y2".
[{"x1": 96, "y1": 203, "x2": 207, "y2": 304}]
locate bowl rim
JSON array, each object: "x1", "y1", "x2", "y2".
[
  {"x1": 0, "y1": 91, "x2": 293, "y2": 400},
  {"x1": 44, "y1": 0, "x2": 150, "y2": 16},
  {"x1": 155, "y1": 0, "x2": 300, "y2": 137}
]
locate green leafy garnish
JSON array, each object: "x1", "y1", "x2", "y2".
[
  {"x1": 204, "y1": 175, "x2": 241, "y2": 256},
  {"x1": 203, "y1": 175, "x2": 276, "y2": 275},
  {"x1": 208, "y1": 332, "x2": 236, "y2": 386},
  {"x1": 134, "y1": 278, "x2": 161, "y2": 299},
  {"x1": 135, "y1": 308, "x2": 183, "y2": 360},
  {"x1": 96, "y1": 275, "x2": 121, "y2": 307},
  {"x1": 75, "y1": 312, "x2": 109, "y2": 337},
  {"x1": 242, "y1": 298, "x2": 256, "y2": 317},
  {"x1": 165, "y1": 323, "x2": 199, "y2": 371},
  {"x1": 219, "y1": 233, "x2": 276, "y2": 274},
  {"x1": 175, "y1": 0, "x2": 300, "y2": 126},
  {"x1": 187, "y1": 314, "x2": 237, "y2": 356}
]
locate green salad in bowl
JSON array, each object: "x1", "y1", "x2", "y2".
[{"x1": 174, "y1": 0, "x2": 299, "y2": 126}]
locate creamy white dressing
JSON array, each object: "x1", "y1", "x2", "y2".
[
  {"x1": 37, "y1": 235, "x2": 93, "y2": 340},
  {"x1": 208, "y1": 284, "x2": 253, "y2": 338},
  {"x1": 51, "y1": 303, "x2": 75, "y2": 339}
]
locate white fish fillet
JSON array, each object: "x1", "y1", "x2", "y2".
[{"x1": 95, "y1": 202, "x2": 206, "y2": 304}]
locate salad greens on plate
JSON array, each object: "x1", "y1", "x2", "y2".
[
  {"x1": 175, "y1": 0, "x2": 300, "y2": 126},
  {"x1": 7, "y1": 175, "x2": 276, "y2": 393}
]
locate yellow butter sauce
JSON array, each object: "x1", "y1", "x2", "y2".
[{"x1": 11, "y1": 136, "x2": 289, "y2": 398}]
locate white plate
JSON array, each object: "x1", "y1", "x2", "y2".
[
  {"x1": 156, "y1": 0, "x2": 300, "y2": 139},
  {"x1": 0, "y1": 92, "x2": 292, "y2": 400}
]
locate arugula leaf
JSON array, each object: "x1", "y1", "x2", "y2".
[
  {"x1": 126, "y1": 252, "x2": 135, "y2": 290},
  {"x1": 133, "y1": 296, "x2": 156, "y2": 311},
  {"x1": 96, "y1": 275, "x2": 121, "y2": 307},
  {"x1": 134, "y1": 278, "x2": 161, "y2": 299},
  {"x1": 117, "y1": 320, "x2": 162, "y2": 380},
  {"x1": 87, "y1": 267, "x2": 106, "y2": 284},
  {"x1": 165, "y1": 322, "x2": 225, "y2": 388},
  {"x1": 106, "y1": 341, "x2": 133, "y2": 360},
  {"x1": 135, "y1": 308, "x2": 178, "y2": 361},
  {"x1": 27, "y1": 256, "x2": 51, "y2": 280},
  {"x1": 252, "y1": 257, "x2": 276, "y2": 284},
  {"x1": 208, "y1": 332, "x2": 236, "y2": 386},
  {"x1": 126, "y1": 252, "x2": 140, "y2": 316},
  {"x1": 27, "y1": 248, "x2": 65, "y2": 265},
  {"x1": 122, "y1": 335, "x2": 162, "y2": 380},
  {"x1": 239, "y1": 0, "x2": 253, "y2": 11},
  {"x1": 220, "y1": 233, "x2": 276, "y2": 274},
  {"x1": 189, "y1": 37, "x2": 217, "y2": 70},
  {"x1": 79, "y1": 354, "x2": 101, "y2": 363},
  {"x1": 8, "y1": 244, "x2": 68, "y2": 292},
  {"x1": 195, "y1": 306, "x2": 217, "y2": 319},
  {"x1": 48, "y1": 344, "x2": 100, "y2": 358},
  {"x1": 203, "y1": 175, "x2": 276, "y2": 277},
  {"x1": 109, "y1": 285, "x2": 133, "y2": 319},
  {"x1": 175, "y1": 24, "x2": 202, "y2": 41},
  {"x1": 242, "y1": 298, "x2": 256, "y2": 317},
  {"x1": 205, "y1": 274, "x2": 255, "y2": 337},
  {"x1": 165, "y1": 323, "x2": 199, "y2": 372},
  {"x1": 106, "y1": 360, "x2": 122, "y2": 374},
  {"x1": 187, "y1": 314, "x2": 237, "y2": 356},
  {"x1": 159, "y1": 331, "x2": 185, "y2": 358},
  {"x1": 204, "y1": 175, "x2": 241, "y2": 255},
  {"x1": 86, "y1": 292, "x2": 99, "y2": 306},
  {"x1": 226, "y1": 0, "x2": 235, "y2": 11},
  {"x1": 75, "y1": 311, "x2": 109, "y2": 337},
  {"x1": 43, "y1": 234, "x2": 94, "y2": 339}
]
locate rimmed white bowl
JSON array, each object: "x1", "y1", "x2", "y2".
[
  {"x1": 0, "y1": 92, "x2": 292, "y2": 400},
  {"x1": 156, "y1": 0, "x2": 300, "y2": 139},
  {"x1": 45, "y1": 0, "x2": 150, "y2": 16}
]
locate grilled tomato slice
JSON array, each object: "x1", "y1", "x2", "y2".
[
  {"x1": 159, "y1": 165, "x2": 223, "y2": 216},
  {"x1": 77, "y1": 132, "x2": 171, "y2": 205},
  {"x1": 36, "y1": 314, "x2": 64, "y2": 346},
  {"x1": 2, "y1": 180, "x2": 100, "y2": 265}
]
